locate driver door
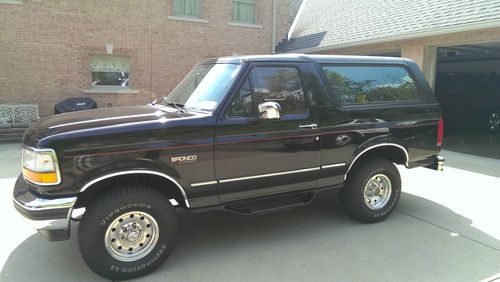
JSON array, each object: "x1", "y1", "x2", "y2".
[{"x1": 214, "y1": 63, "x2": 320, "y2": 203}]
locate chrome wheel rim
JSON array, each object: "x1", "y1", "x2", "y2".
[
  {"x1": 489, "y1": 112, "x2": 500, "y2": 132},
  {"x1": 364, "y1": 174, "x2": 392, "y2": 210},
  {"x1": 104, "y1": 211, "x2": 159, "y2": 262}
]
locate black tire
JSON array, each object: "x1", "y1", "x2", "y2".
[
  {"x1": 341, "y1": 159, "x2": 401, "y2": 223},
  {"x1": 78, "y1": 185, "x2": 178, "y2": 280}
]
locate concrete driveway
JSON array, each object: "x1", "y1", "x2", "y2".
[{"x1": 1, "y1": 143, "x2": 499, "y2": 282}]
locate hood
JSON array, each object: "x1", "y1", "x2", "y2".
[{"x1": 24, "y1": 105, "x2": 203, "y2": 145}]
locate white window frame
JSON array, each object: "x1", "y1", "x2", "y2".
[
  {"x1": 228, "y1": 0, "x2": 262, "y2": 28},
  {"x1": 168, "y1": 0, "x2": 208, "y2": 23},
  {"x1": 0, "y1": 0, "x2": 23, "y2": 5},
  {"x1": 86, "y1": 55, "x2": 135, "y2": 94}
]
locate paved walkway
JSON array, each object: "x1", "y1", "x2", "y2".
[{"x1": 0, "y1": 143, "x2": 499, "y2": 282}]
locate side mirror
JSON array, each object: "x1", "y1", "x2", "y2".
[{"x1": 258, "y1": 101, "x2": 281, "y2": 120}]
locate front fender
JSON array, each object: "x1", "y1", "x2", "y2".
[{"x1": 73, "y1": 157, "x2": 183, "y2": 193}]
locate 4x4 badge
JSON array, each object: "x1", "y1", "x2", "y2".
[{"x1": 171, "y1": 155, "x2": 197, "y2": 163}]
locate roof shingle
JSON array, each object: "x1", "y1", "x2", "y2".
[{"x1": 279, "y1": 0, "x2": 500, "y2": 52}]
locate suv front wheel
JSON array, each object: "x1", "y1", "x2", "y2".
[
  {"x1": 341, "y1": 159, "x2": 401, "y2": 223},
  {"x1": 78, "y1": 185, "x2": 178, "y2": 280}
]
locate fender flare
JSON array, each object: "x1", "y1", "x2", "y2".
[
  {"x1": 79, "y1": 170, "x2": 190, "y2": 208},
  {"x1": 344, "y1": 143, "x2": 409, "y2": 180}
]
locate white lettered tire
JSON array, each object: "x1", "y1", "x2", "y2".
[
  {"x1": 341, "y1": 159, "x2": 401, "y2": 223},
  {"x1": 78, "y1": 185, "x2": 178, "y2": 280}
]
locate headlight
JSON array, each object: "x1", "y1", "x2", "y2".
[{"x1": 22, "y1": 147, "x2": 61, "y2": 185}]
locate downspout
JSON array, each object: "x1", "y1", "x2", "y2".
[{"x1": 272, "y1": 0, "x2": 277, "y2": 54}]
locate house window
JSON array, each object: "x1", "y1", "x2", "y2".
[
  {"x1": 173, "y1": 0, "x2": 202, "y2": 18},
  {"x1": 233, "y1": 0, "x2": 256, "y2": 24},
  {"x1": 89, "y1": 55, "x2": 130, "y2": 87}
]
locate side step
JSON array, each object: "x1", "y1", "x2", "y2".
[{"x1": 224, "y1": 192, "x2": 315, "y2": 215}]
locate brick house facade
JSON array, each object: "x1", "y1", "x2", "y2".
[{"x1": 0, "y1": 0, "x2": 291, "y2": 117}]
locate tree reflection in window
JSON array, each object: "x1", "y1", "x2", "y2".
[
  {"x1": 251, "y1": 67, "x2": 306, "y2": 116},
  {"x1": 228, "y1": 78, "x2": 254, "y2": 117},
  {"x1": 322, "y1": 66, "x2": 421, "y2": 105}
]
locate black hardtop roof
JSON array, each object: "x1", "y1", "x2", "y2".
[{"x1": 197, "y1": 53, "x2": 412, "y2": 65}]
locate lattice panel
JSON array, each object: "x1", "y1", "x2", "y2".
[{"x1": 0, "y1": 104, "x2": 39, "y2": 127}]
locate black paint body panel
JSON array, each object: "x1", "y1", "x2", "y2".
[{"x1": 20, "y1": 54, "x2": 442, "y2": 210}]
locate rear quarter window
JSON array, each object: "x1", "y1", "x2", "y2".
[{"x1": 321, "y1": 65, "x2": 422, "y2": 105}]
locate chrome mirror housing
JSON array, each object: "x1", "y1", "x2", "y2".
[{"x1": 258, "y1": 101, "x2": 281, "y2": 120}]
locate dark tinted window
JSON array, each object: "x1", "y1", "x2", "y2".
[
  {"x1": 250, "y1": 67, "x2": 306, "y2": 116},
  {"x1": 227, "y1": 78, "x2": 254, "y2": 118},
  {"x1": 322, "y1": 65, "x2": 421, "y2": 105}
]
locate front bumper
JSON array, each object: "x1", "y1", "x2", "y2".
[{"x1": 12, "y1": 175, "x2": 76, "y2": 241}]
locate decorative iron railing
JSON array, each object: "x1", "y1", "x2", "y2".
[{"x1": 0, "y1": 104, "x2": 39, "y2": 128}]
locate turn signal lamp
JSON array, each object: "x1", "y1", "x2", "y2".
[{"x1": 22, "y1": 147, "x2": 61, "y2": 185}]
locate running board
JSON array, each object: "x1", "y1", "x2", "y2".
[{"x1": 224, "y1": 192, "x2": 315, "y2": 215}]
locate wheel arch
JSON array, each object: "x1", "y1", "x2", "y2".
[
  {"x1": 74, "y1": 170, "x2": 190, "y2": 209},
  {"x1": 345, "y1": 143, "x2": 408, "y2": 180}
]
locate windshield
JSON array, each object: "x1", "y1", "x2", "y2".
[{"x1": 163, "y1": 63, "x2": 241, "y2": 111}]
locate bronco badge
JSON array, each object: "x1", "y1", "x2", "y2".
[{"x1": 171, "y1": 155, "x2": 197, "y2": 163}]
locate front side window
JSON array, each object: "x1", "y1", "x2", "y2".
[
  {"x1": 90, "y1": 55, "x2": 130, "y2": 87},
  {"x1": 227, "y1": 78, "x2": 254, "y2": 118},
  {"x1": 322, "y1": 65, "x2": 421, "y2": 105},
  {"x1": 250, "y1": 67, "x2": 306, "y2": 116},
  {"x1": 173, "y1": 0, "x2": 202, "y2": 18},
  {"x1": 233, "y1": 0, "x2": 256, "y2": 24},
  {"x1": 226, "y1": 67, "x2": 306, "y2": 119},
  {"x1": 163, "y1": 63, "x2": 240, "y2": 112}
]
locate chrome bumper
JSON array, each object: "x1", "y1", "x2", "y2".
[
  {"x1": 436, "y1": 155, "x2": 445, "y2": 171},
  {"x1": 13, "y1": 175, "x2": 76, "y2": 241}
]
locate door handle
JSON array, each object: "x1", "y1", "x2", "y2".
[{"x1": 299, "y1": 123, "x2": 318, "y2": 130}]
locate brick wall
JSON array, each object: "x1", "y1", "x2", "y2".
[{"x1": 0, "y1": 0, "x2": 290, "y2": 117}]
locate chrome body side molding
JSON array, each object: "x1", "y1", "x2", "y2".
[
  {"x1": 218, "y1": 167, "x2": 321, "y2": 183},
  {"x1": 191, "y1": 180, "x2": 218, "y2": 187},
  {"x1": 321, "y1": 163, "x2": 346, "y2": 169},
  {"x1": 192, "y1": 164, "x2": 347, "y2": 187}
]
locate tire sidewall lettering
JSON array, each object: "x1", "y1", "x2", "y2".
[
  {"x1": 108, "y1": 244, "x2": 167, "y2": 273},
  {"x1": 362, "y1": 168, "x2": 400, "y2": 218},
  {"x1": 373, "y1": 189, "x2": 400, "y2": 218},
  {"x1": 100, "y1": 203, "x2": 152, "y2": 226}
]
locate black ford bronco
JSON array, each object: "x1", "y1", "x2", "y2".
[{"x1": 13, "y1": 54, "x2": 444, "y2": 280}]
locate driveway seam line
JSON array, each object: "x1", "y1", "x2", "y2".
[{"x1": 396, "y1": 209, "x2": 500, "y2": 253}]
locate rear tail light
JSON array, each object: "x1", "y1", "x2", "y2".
[{"x1": 437, "y1": 118, "x2": 444, "y2": 146}]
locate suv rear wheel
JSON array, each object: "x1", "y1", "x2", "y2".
[
  {"x1": 341, "y1": 159, "x2": 401, "y2": 223},
  {"x1": 78, "y1": 185, "x2": 178, "y2": 280}
]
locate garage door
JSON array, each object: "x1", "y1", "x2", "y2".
[{"x1": 435, "y1": 42, "x2": 500, "y2": 159}]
